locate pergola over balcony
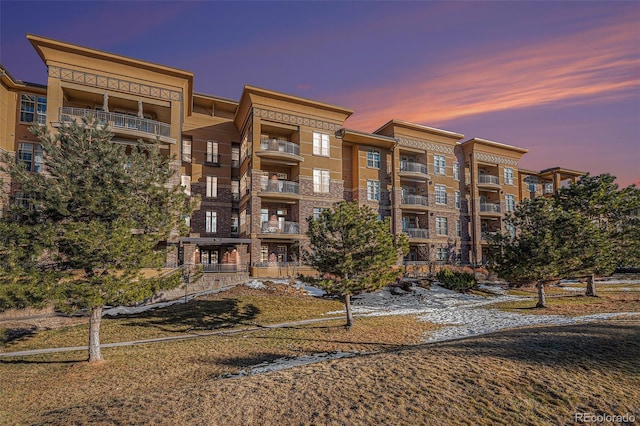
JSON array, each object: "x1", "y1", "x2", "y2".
[{"x1": 55, "y1": 107, "x2": 176, "y2": 145}]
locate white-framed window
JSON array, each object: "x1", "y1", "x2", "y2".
[
  {"x1": 435, "y1": 216, "x2": 448, "y2": 235},
  {"x1": 453, "y1": 163, "x2": 460, "y2": 181},
  {"x1": 205, "y1": 211, "x2": 217, "y2": 233},
  {"x1": 206, "y1": 176, "x2": 217, "y2": 198},
  {"x1": 180, "y1": 175, "x2": 191, "y2": 196},
  {"x1": 182, "y1": 137, "x2": 192, "y2": 163},
  {"x1": 313, "y1": 207, "x2": 327, "y2": 221},
  {"x1": 527, "y1": 177, "x2": 538, "y2": 192},
  {"x1": 20, "y1": 94, "x2": 47, "y2": 124},
  {"x1": 18, "y1": 143, "x2": 43, "y2": 173},
  {"x1": 456, "y1": 219, "x2": 461, "y2": 237},
  {"x1": 435, "y1": 185, "x2": 447, "y2": 205},
  {"x1": 544, "y1": 181, "x2": 553, "y2": 194},
  {"x1": 504, "y1": 167, "x2": 514, "y2": 185},
  {"x1": 313, "y1": 169, "x2": 330, "y2": 193},
  {"x1": 13, "y1": 191, "x2": 33, "y2": 211},
  {"x1": 455, "y1": 190, "x2": 461, "y2": 209},
  {"x1": 240, "y1": 210, "x2": 246, "y2": 226},
  {"x1": 505, "y1": 194, "x2": 515, "y2": 212},
  {"x1": 260, "y1": 245, "x2": 269, "y2": 263},
  {"x1": 436, "y1": 247, "x2": 449, "y2": 262},
  {"x1": 367, "y1": 149, "x2": 380, "y2": 169},
  {"x1": 313, "y1": 132, "x2": 330, "y2": 156},
  {"x1": 506, "y1": 222, "x2": 516, "y2": 238},
  {"x1": 367, "y1": 180, "x2": 380, "y2": 201},
  {"x1": 434, "y1": 155, "x2": 446, "y2": 175},
  {"x1": 206, "y1": 141, "x2": 219, "y2": 163}
]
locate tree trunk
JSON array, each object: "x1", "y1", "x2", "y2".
[
  {"x1": 88, "y1": 306, "x2": 104, "y2": 362},
  {"x1": 344, "y1": 294, "x2": 353, "y2": 330},
  {"x1": 536, "y1": 280, "x2": 547, "y2": 308},
  {"x1": 585, "y1": 274, "x2": 597, "y2": 297}
]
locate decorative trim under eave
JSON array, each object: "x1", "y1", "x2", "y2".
[
  {"x1": 253, "y1": 107, "x2": 342, "y2": 132},
  {"x1": 397, "y1": 137, "x2": 455, "y2": 154},
  {"x1": 473, "y1": 152, "x2": 518, "y2": 166}
]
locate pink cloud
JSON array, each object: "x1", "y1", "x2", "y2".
[{"x1": 337, "y1": 15, "x2": 640, "y2": 131}]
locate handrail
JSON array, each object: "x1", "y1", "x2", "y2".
[{"x1": 59, "y1": 107, "x2": 171, "y2": 138}]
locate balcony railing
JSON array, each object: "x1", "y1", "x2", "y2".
[
  {"x1": 403, "y1": 228, "x2": 429, "y2": 239},
  {"x1": 480, "y1": 231, "x2": 498, "y2": 241},
  {"x1": 201, "y1": 263, "x2": 248, "y2": 273},
  {"x1": 260, "y1": 139, "x2": 300, "y2": 156},
  {"x1": 261, "y1": 221, "x2": 300, "y2": 234},
  {"x1": 400, "y1": 161, "x2": 428, "y2": 175},
  {"x1": 260, "y1": 176, "x2": 299, "y2": 194},
  {"x1": 480, "y1": 203, "x2": 501, "y2": 213},
  {"x1": 402, "y1": 194, "x2": 429, "y2": 206},
  {"x1": 59, "y1": 107, "x2": 171, "y2": 138},
  {"x1": 478, "y1": 174, "x2": 500, "y2": 185}
]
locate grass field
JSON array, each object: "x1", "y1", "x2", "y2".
[{"x1": 1, "y1": 285, "x2": 639, "y2": 425}]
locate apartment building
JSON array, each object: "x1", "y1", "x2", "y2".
[{"x1": 1, "y1": 35, "x2": 584, "y2": 274}]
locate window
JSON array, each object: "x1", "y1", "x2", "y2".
[
  {"x1": 313, "y1": 207, "x2": 327, "y2": 221},
  {"x1": 505, "y1": 194, "x2": 515, "y2": 212},
  {"x1": 180, "y1": 175, "x2": 191, "y2": 196},
  {"x1": 456, "y1": 219, "x2": 461, "y2": 237},
  {"x1": 435, "y1": 185, "x2": 447, "y2": 205},
  {"x1": 206, "y1": 141, "x2": 219, "y2": 163},
  {"x1": 504, "y1": 168, "x2": 514, "y2": 185},
  {"x1": 506, "y1": 222, "x2": 516, "y2": 238},
  {"x1": 367, "y1": 149, "x2": 380, "y2": 168},
  {"x1": 182, "y1": 137, "x2": 192, "y2": 163},
  {"x1": 527, "y1": 177, "x2": 537, "y2": 192},
  {"x1": 434, "y1": 155, "x2": 446, "y2": 175},
  {"x1": 231, "y1": 146, "x2": 240, "y2": 168},
  {"x1": 240, "y1": 134, "x2": 249, "y2": 163},
  {"x1": 544, "y1": 181, "x2": 553, "y2": 194},
  {"x1": 455, "y1": 191, "x2": 461, "y2": 209},
  {"x1": 435, "y1": 217, "x2": 448, "y2": 235},
  {"x1": 18, "y1": 143, "x2": 43, "y2": 172},
  {"x1": 453, "y1": 163, "x2": 460, "y2": 181},
  {"x1": 313, "y1": 169, "x2": 330, "y2": 193},
  {"x1": 231, "y1": 213, "x2": 239, "y2": 234},
  {"x1": 205, "y1": 211, "x2": 217, "y2": 233},
  {"x1": 260, "y1": 245, "x2": 269, "y2": 263},
  {"x1": 367, "y1": 180, "x2": 380, "y2": 201},
  {"x1": 206, "y1": 176, "x2": 217, "y2": 198},
  {"x1": 313, "y1": 132, "x2": 330, "y2": 156},
  {"x1": 13, "y1": 191, "x2": 32, "y2": 211},
  {"x1": 231, "y1": 180, "x2": 239, "y2": 200},
  {"x1": 20, "y1": 94, "x2": 47, "y2": 124},
  {"x1": 436, "y1": 248, "x2": 449, "y2": 262}
]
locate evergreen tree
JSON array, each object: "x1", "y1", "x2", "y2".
[
  {"x1": 556, "y1": 174, "x2": 640, "y2": 295},
  {"x1": 303, "y1": 201, "x2": 408, "y2": 328},
  {"x1": 0, "y1": 118, "x2": 192, "y2": 362}
]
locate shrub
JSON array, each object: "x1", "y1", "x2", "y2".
[{"x1": 435, "y1": 269, "x2": 477, "y2": 292}]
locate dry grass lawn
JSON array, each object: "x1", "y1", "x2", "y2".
[
  {"x1": 1, "y1": 284, "x2": 639, "y2": 425},
  {"x1": 493, "y1": 291, "x2": 640, "y2": 316}
]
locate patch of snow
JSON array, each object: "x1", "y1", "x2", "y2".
[
  {"x1": 294, "y1": 283, "x2": 326, "y2": 297},
  {"x1": 245, "y1": 280, "x2": 268, "y2": 289},
  {"x1": 559, "y1": 286, "x2": 585, "y2": 292},
  {"x1": 221, "y1": 351, "x2": 357, "y2": 378}
]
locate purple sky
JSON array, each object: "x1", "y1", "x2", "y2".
[{"x1": 1, "y1": 1, "x2": 638, "y2": 187}]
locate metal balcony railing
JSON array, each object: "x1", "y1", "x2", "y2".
[
  {"x1": 260, "y1": 176, "x2": 299, "y2": 194},
  {"x1": 201, "y1": 263, "x2": 248, "y2": 273},
  {"x1": 400, "y1": 161, "x2": 428, "y2": 175},
  {"x1": 480, "y1": 231, "x2": 498, "y2": 241},
  {"x1": 403, "y1": 228, "x2": 429, "y2": 239},
  {"x1": 480, "y1": 203, "x2": 501, "y2": 213},
  {"x1": 260, "y1": 139, "x2": 300, "y2": 156},
  {"x1": 478, "y1": 174, "x2": 500, "y2": 185},
  {"x1": 59, "y1": 107, "x2": 171, "y2": 138},
  {"x1": 261, "y1": 221, "x2": 300, "y2": 234},
  {"x1": 402, "y1": 194, "x2": 429, "y2": 206}
]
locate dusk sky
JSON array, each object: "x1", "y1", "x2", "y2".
[{"x1": 1, "y1": 1, "x2": 638, "y2": 187}]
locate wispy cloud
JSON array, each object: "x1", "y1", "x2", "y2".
[{"x1": 338, "y1": 15, "x2": 640, "y2": 131}]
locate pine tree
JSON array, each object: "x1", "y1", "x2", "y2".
[
  {"x1": 0, "y1": 118, "x2": 192, "y2": 362},
  {"x1": 303, "y1": 201, "x2": 408, "y2": 328}
]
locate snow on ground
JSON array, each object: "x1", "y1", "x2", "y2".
[{"x1": 222, "y1": 352, "x2": 358, "y2": 379}]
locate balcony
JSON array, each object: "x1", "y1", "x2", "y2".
[
  {"x1": 258, "y1": 221, "x2": 303, "y2": 240},
  {"x1": 57, "y1": 107, "x2": 175, "y2": 144},
  {"x1": 259, "y1": 175, "x2": 300, "y2": 202},
  {"x1": 400, "y1": 194, "x2": 429, "y2": 211},
  {"x1": 477, "y1": 174, "x2": 500, "y2": 188},
  {"x1": 403, "y1": 228, "x2": 429, "y2": 240},
  {"x1": 257, "y1": 139, "x2": 303, "y2": 164},
  {"x1": 480, "y1": 231, "x2": 498, "y2": 242},
  {"x1": 399, "y1": 161, "x2": 429, "y2": 181},
  {"x1": 479, "y1": 202, "x2": 501, "y2": 216}
]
